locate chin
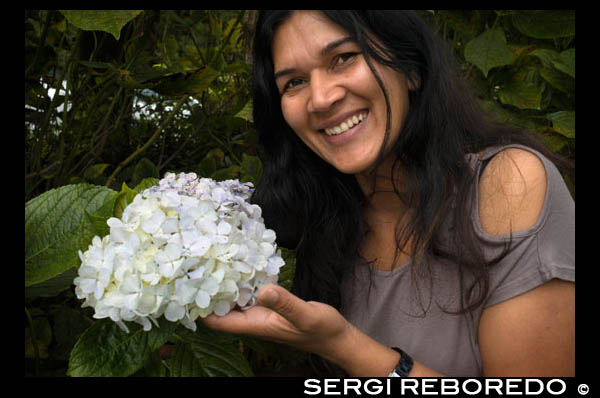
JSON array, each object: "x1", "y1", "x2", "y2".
[{"x1": 332, "y1": 161, "x2": 372, "y2": 175}]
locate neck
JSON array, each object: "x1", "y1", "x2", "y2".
[{"x1": 355, "y1": 155, "x2": 408, "y2": 222}]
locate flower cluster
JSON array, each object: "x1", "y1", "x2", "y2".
[{"x1": 73, "y1": 173, "x2": 285, "y2": 333}]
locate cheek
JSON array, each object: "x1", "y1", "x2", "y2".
[
  {"x1": 281, "y1": 99, "x2": 303, "y2": 131},
  {"x1": 281, "y1": 100, "x2": 315, "y2": 148},
  {"x1": 374, "y1": 69, "x2": 411, "y2": 127},
  {"x1": 349, "y1": 62, "x2": 381, "y2": 97}
]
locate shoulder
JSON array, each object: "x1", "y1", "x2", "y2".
[{"x1": 478, "y1": 147, "x2": 547, "y2": 236}]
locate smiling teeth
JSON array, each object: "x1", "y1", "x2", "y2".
[{"x1": 324, "y1": 113, "x2": 367, "y2": 136}]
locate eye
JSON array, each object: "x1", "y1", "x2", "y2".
[
  {"x1": 334, "y1": 52, "x2": 359, "y2": 66},
  {"x1": 282, "y1": 77, "x2": 305, "y2": 92}
]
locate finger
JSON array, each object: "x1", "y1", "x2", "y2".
[
  {"x1": 201, "y1": 306, "x2": 260, "y2": 335},
  {"x1": 257, "y1": 284, "x2": 315, "y2": 330}
]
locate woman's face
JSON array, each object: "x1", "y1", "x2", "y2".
[{"x1": 272, "y1": 11, "x2": 413, "y2": 175}]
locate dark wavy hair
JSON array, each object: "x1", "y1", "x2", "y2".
[{"x1": 251, "y1": 10, "x2": 571, "y2": 321}]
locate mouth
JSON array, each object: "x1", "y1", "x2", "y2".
[{"x1": 318, "y1": 110, "x2": 369, "y2": 136}]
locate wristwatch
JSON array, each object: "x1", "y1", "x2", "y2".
[{"x1": 388, "y1": 347, "x2": 414, "y2": 377}]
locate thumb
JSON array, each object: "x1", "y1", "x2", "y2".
[
  {"x1": 259, "y1": 286, "x2": 281, "y2": 307},
  {"x1": 258, "y1": 285, "x2": 311, "y2": 326}
]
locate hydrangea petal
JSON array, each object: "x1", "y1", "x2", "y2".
[
  {"x1": 195, "y1": 290, "x2": 211, "y2": 308},
  {"x1": 213, "y1": 300, "x2": 231, "y2": 316},
  {"x1": 165, "y1": 302, "x2": 185, "y2": 321},
  {"x1": 189, "y1": 236, "x2": 211, "y2": 257}
]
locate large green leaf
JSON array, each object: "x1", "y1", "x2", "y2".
[
  {"x1": 546, "y1": 111, "x2": 575, "y2": 139},
  {"x1": 511, "y1": 11, "x2": 575, "y2": 39},
  {"x1": 464, "y1": 28, "x2": 515, "y2": 77},
  {"x1": 25, "y1": 184, "x2": 118, "y2": 287},
  {"x1": 481, "y1": 100, "x2": 542, "y2": 132},
  {"x1": 497, "y1": 67, "x2": 544, "y2": 110},
  {"x1": 67, "y1": 318, "x2": 178, "y2": 377},
  {"x1": 59, "y1": 10, "x2": 143, "y2": 40},
  {"x1": 530, "y1": 48, "x2": 575, "y2": 79},
  {"x1": 498, "y1": 80, "x2": 543, "y2": 110},
  {"x1": 170, "y1": 327, "x2": 253, "y2": 377},
  {"x1": 539, "y1": 67, "x2": 574, "y2": 94},
  {"x1": 25, "y1": 267, "x2": 78, "y2": 299}
]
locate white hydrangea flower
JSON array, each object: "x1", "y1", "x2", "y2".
[{"x1": 73, "y1": 173, "x2": 285, "y2": 332}]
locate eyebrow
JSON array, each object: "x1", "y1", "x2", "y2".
[{"x1": 274, "y1": 36, "x2": 355, "y2": 81}]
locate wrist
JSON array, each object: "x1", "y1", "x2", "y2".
[
  {"x1": 318, "y1": 319, "x2": 358, "y2": 366},
  {"x1": 322, "y1": 323, "x2": 401, "y2": 376}
]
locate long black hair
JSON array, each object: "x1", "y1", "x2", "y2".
[{"x1": 251, "y1": 10, "x2": 571, "y2": 316}]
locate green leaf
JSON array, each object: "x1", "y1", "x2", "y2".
[
  {"x1": 113, "y1": 182, "x2": 138, "y2": 219},
  {"x1": 530, "y1": 48, "x2": 575, "y2": 79},
  {"x1": 132, "y1": 350, "x2": 167, "y2": 377},
  {"x1": 240, "y1": 153, "x2": 262, "y2": 185},
  {"x1": 511, "y1": 11, "x2": 575, "y2": 39},
  {"x1": 59, "y1": 10, "x2": 143, "y2": 41},
  {"x1": 539, "y1": 67, "x2": 574, "y2": 94},
  {"x1": 537, "y1": 131, "x2": 568, "y2": 153},
  {"x1": 67, "y1": 318, "x2": 178, "y2": 377},
  {"x1": 84, "y1": 209, "x2": 111, "y2": 237},
  {"x1": 131, "y1": 157, "x2": 159, "y2": 188},
  {"x1": 151, "y1": 67, "x2": 220, "y2": 97},
  {"x1": 133, "y1": 177, "x2": 160, "y2": 193},
  {"x1": 497, "y1": 67, "x2": 544, "y2": 110},
  {"x1": 529, "y1": 48, "x2": 560, "y2": 68},
  {"x1": 553, "y1": 48, "x2": 575, "y2": 78},
  {"x1": 25, "y1": 267, "x2": 79, "y2": 299},
  {"x1": 25, "y1": 184, "x2": 118, "y2": 287},
  {"x1": 83, "y1": 163, "x2": 110, "y2": 184},
  {"x1": 546, "y1": 111, "x2": 575, "y2": 139},
  {"x1": 170, "y1": 327, "x2": 253, "y2": 377},
  {"x1": 481, "y1": 100, "x2": 542, "y2": 132},
  {"x1": 51, "y1": 307, "x2": 94, "y2": 361},
  {"x1": 194, "y1": 156, "x2": 217, "y2": 178},
  {"x1": 113, "y1": 178, "x2": 159, "y2": 219},
  {"x1": 211, "y1": 165, "x2": 241, "y2": 182},
  {"x1": 498, "y1": 81, "x2": 543, "y2": 110},
  {"x1": 235, "y1": 100, "x2": 253, "y2": 122},
  {"x1": 464, "y1": 28, "x2": 515, "y2": 77}
]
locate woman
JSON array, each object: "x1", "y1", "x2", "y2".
[{"x1": 203, "y1": 10, "x2": 575, "y2": 377}]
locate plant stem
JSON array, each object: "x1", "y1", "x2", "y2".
[{"x1": 105, "y1": 98, "x2": 187, "y2": 188}]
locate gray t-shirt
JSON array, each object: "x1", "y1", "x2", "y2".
[{"x1": 340, "y1": 144, "x2": 575, "y2": 376}]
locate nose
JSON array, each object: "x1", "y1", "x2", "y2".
[{"x1": 307, "y1": 71, "x2": 346, "y2": 113}]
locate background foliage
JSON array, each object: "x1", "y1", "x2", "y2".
[{"x1": 25, "y1": 10, "x2": 574, "y2": 376}]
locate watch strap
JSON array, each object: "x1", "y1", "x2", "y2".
[{"x1": 388, "y1": 347, "x2": 414, "y2": 377}]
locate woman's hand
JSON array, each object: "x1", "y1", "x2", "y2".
[
  {"x1": 200, "y1": 284, "x2": 354, "y2": 364},
  {"x1": 202, "y1": 284, "x2": 444, "y2": 377}
]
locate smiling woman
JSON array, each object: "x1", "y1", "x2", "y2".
[
  {"x1": 201, "y1": 10, "x2": 574, "y2": 378},
  {"x1": 271, "y1": 12, "x2": 413, "y2": 176}
]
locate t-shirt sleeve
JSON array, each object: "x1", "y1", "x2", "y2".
[{"x1": 482, "y1": 148, "x2": 575, "y2": 308}]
